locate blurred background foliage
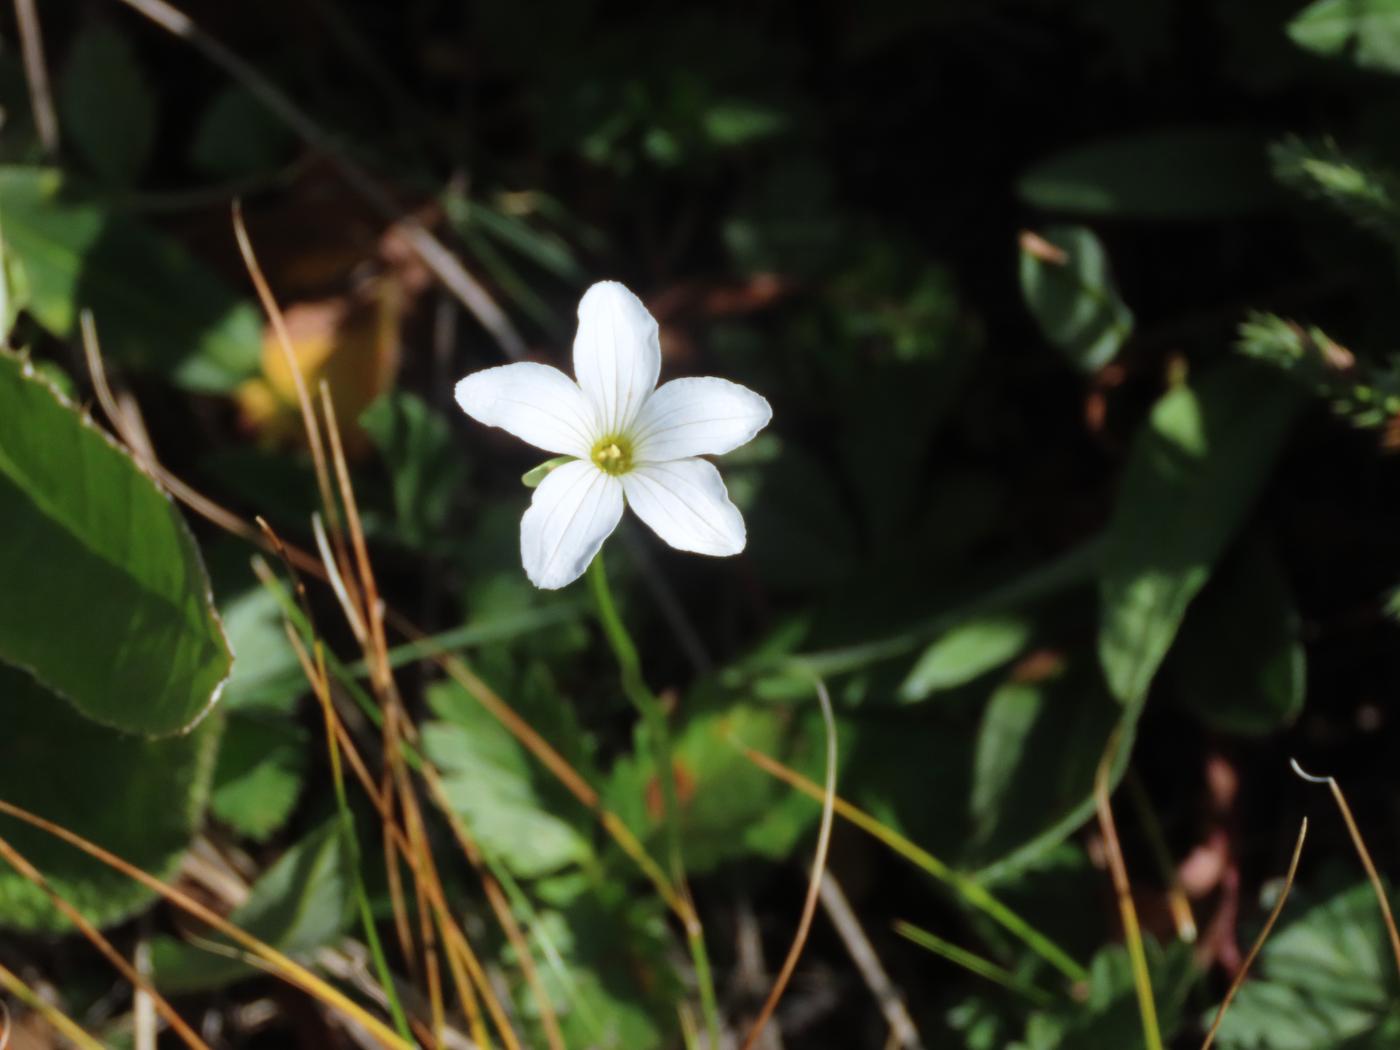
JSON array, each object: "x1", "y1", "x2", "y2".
[{"x1": 6, "y1": 0, "x2": 1400, "y2": 1047}]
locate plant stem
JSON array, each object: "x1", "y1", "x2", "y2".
[{"x1": 587, "y1": 552, "x2": 721, "y2": 1047}]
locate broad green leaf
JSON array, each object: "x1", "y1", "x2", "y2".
[
  {"x1": 0, "y1": 665, "x2": 220, "y2": 932},
  {"x1": 1173, "y1": 542, "x2": 1305, "y2": 735},
  {"x1": 1288, "y1": 0, "x2": 1400, "y2": 74},
  {"x1": 209, "y1": 715, "x2": 308, "y2": 842},
  {"x1": 59, "y1": 22, "x2": 156, "y2": 185},
  {"x1": 0, "y1": 167, "x2": 261, "y2": 391},
  {"x1": 1019, "y1": 226, "x2": 1133, "y2": 371},
  {"x1": 1212, "y1": 881, "x2": 1400, "y2": 1048},
  {"x1": 1018, "y1": 128, "x2": 1279, "y2": 218},
  {"x1": 1098, "y1": 361, "x2": 1303, "y2": 706},
  {"x1": 360, "y1": 391, "x2": 469, "y2": 548},
  {"x1": 0, "y1": 350, "x2": 232, "y2": 736},
  {"x1": 899, "y1": 614, "x2": 1032, "y2": 703},
  {"x1": 152, "y1": 819, "x2": 353, "y2": 993},
  {"x1": 217, "y1": 586, "x2": 302, "y2": 712},
  {"x1": 423, "y1": 669, "x2": 594, "y2": 879}
]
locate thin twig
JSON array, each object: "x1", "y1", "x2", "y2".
[
  {"x1": 0, "y1": 962, "x2": 103, "y2": 1050},
  {"x1": 111, "y1": 0, "x2": 526, "y2": 358},
  {"x1": 13, "y1": 0, "x2": 58, "y2": 155},
  {"x1": 1094, "y1": 730, "x2": 1162, "y2": 1050},
  {"x1": 741, "y1": 678, "x2": 839, "y2": 1050},
  {"x1": 1200, "y1": 818, "x2": 1308, "y2": 1050},
  {"x1": 821, "y1": 876, "x2": 924, "y2": 1050},
  {"x1": 1290, "y1": 759, "x2": 1400, "y2": 980}
]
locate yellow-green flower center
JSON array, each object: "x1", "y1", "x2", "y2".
[{"x1": 590, "y1": 435, "x2": 634, "y2": 476}]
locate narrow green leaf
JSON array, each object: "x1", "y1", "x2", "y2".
[
  {"x1": 522, "y1": 455, "x2": 577, "y2": 489},
  {"x1": 0, "y1": 665, "x2": 220, "y2": 932},
  {"x1": 1019, "y1": 226, "x2": 1134, "y2": 372},
  {"x1": 1018, "y1": 128, "x2": 1279, "y2": 218},
  {"x1": 1288, "y1": 0, "x2": 1400, "y2": 74},
  {"x1": 0, "y1": 349, "x2": 232, "y2": 736},
  {"x1": 1098, "y1": 361, "x2": 1303, "y2": 706},
  {"x1": 0, "y1": 167, "x2": 261, "y2": 391},
  {"x1": 899, "y1": 614, "x2": 1033, "y2": 703}
]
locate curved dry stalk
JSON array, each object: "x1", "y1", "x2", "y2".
[
  {"x1": 0, "y1": 800, "x2": 414, "y2": 1050},
  {"x1": 0, "y1": 833, "x2": 209, "y2": 1049},
  {"x1": 1200, "y1": 818, "x2": 1308, "y2": 1050},
  {"x1": 1094, "y1": 731, "x2": 1162, "y2": 1050},
  {"x1": 741, "y1": 678, "x2": 839, "y2": 1050},
  {"x1": 1290, "y1": 759, "x2": 1400, "y2": 980},
  {"x1": 13, "y1": 0, "x2": 57, "y2": 155}
]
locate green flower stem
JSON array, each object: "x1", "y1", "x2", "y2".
[{"x1": 586, "y1": 552, "x2": 721, "y2": 1048}]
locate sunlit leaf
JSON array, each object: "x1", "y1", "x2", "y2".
[
  {"x1": 1098, "y1": 361, "x2": 1303, "y2": 706},
  {"x1": 0, "y1": 168, "x2": 261, "y2": 390},
  {"x1": 0, "y1": 349, "x2": 231, "y2": 736},
  {"x1": 1288, "y1": 0, "x2": 1400, "y2": 74},
  {"x1": 900, "y1": 614, "x2": 1033, "y2": 703},
  {"x1": 1019, "y1": 226, "x2": 1133, "y2": 372}
]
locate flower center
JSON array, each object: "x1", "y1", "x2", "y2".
[{"x1": 590, "y1": 435, "x2": 634, "y2": 476}]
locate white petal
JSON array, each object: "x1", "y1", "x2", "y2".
[
  {"x1": 455, "y1": 363, "x2": 595, "y2": 457},
  {"x1": 631, "y1": 377, "x2": 772, "y2": 463},
  {"x1": 621, "y1": 458, "x2": 746, "y2": 557},
  {"x1": 572, "y1": 281, "x2": 661, "y2": 435},
  {"x1": 520, "y1": 460, "x2": 624, "y2": 589}
]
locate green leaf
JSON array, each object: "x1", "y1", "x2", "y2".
[
  {"x1": 604, "y1": 695, "x2": 830, "y2": 874},
  {"x1": 217, "y1": 586, "x2": 303, "y2": 712},
  {"x1": 1097, "y1": 361, "x2": 1303, "y2": 706},
  {"x1": 360, "y1": 391, "x2": 469, "y2": 548},
  {"x1": 965, "y1": 660, "x2": 1129, "y2": 877},
  {"x1": 0, "y1": 167, "x2": 262, "y2": 391},
  {"x1": 0, "y1": 350, "x2": 231, "y2": 736},
  {"x1": 899, "y1": 614, "x2": 1033, "y2": 703},
  {"x1": 189, "y1": 86, "x2": 296, "y2": 178},
  {"x1": 521, "y1": 455, "x2": 576, "y2": 489},
  {"x1": 1288, "y1": 0, "x2": 1400, "y2": 74},
  {"x1": 59, "y1": 22, "x2": 157, "y2": 185},
  {"x1": 152, "y1": 819, "x2": 353, "y2": 993},
  {"x1": 1018, "y1": 127, "x2": 1279, "y2": 218},
  {"x1": 209, "y1": 714, "x2": 308, "y2": 842},
  {"x1": 1019, "y1": 226, "x2": 1134, "y2": 372},
  {"x1": 1013, "y1": 938, "x2": 1197, "y2": 1049},
  {"x1": 0, "y1": 665, "x2": 220, "y2": 932},
  {"x1": 1212, "y1": 880, "x2": 1400, "y2": 1049},
  {"x1": 1173, "y1": 542, "x2": 1305, "y2": 735},
  {"x1": 423, "y1": 669, "x2": 594, "y2": 880}
]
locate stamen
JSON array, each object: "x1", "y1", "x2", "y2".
[{"x1": 591, "y1": 435, "x2": 633, "y2": 475}]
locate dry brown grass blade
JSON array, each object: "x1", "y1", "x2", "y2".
[
  {"x1": 740, "y1": 678, "x2": 839, "y2": 1050},
  {"x1": 423, "y1": 765, "x2": 568, "y2": 1050},
  {"x1": 113, "y1": 0, "x2": 526, "y2": 359},
  {"x1": 0, "y1": 800, "x2": 414, "y2": 1050},
  {"x1": 0, "y1": 961, "x2": 103, "y2": 1050},
  {"x1": 1200, "y1": 818, "x2": 1308, "y2": 1050},
  {"x1": 1094, "y1": 732, "x2": 1163, "y2": 1050},
  {"x1": 280, "y1": 603, "x2": 500, "y2": 1050},
  {"x1": 0, "y1": 833, "x2": 209, "y2": 1049},
  {"x1": 1290, "y1": 759, "x2": 1400, "y2": 980},
  {"x1": 13, "y1": 0, "x2": 57, "y2": 155}
]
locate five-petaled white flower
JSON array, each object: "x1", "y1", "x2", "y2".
[{"x1": 455, "y1": 281, "x2": 772, "y2": 590}]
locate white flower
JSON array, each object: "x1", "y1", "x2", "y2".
[{"x1": 455, "y1": 281, "x2": 772, "y2": 590}]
